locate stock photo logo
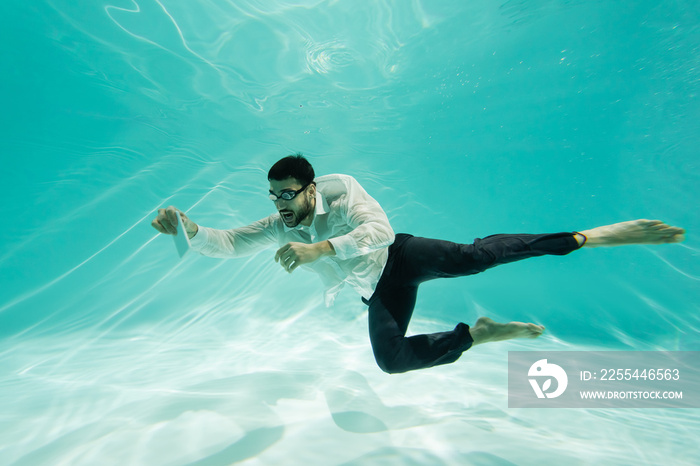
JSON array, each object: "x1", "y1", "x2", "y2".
[{"x1": 527, "y1": 359, "x2": 569, "y2": 399}]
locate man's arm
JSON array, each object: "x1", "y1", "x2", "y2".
[
  {"x1": 275, "y1": 240, "x2": 335, "y2": 273},
  {"x1": 152, "y1": 205, "x2": 278, "y2": 258},
  {"x1": 325, "y1": 175, "x2": 395, "y2": 261},
  {"x1": 273, "y1": 175, "x2": 394, "y2": 273}
]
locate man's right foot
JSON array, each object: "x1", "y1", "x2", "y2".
[
  {"x1": 579, "y1": 219, "x2": 685, "y2": 248},
  {"x1": 469, "y1": 317, "x2": 545, "y2": 346}
]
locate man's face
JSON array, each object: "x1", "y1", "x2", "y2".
[{"x1": 269, "y1": 177, "x2": 315, "y2": 228}]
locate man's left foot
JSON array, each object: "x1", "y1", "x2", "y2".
[
  {"x1": 579, "y1": 219, "x2": 685, "y2": 248},
  {"x1": 469, "y1": 317, "x2": 545, "y2": 346}
]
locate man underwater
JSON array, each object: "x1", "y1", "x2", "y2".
[{"x1": 152, "y1": 154, "x2": 685, "y2": 374}]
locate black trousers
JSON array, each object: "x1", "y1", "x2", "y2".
[{"x1": 362, "y1": 232, "x2": 580, "y2": 374}]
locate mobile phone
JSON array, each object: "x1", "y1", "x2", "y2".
[{"x1": 172, "y1": 211, "x2": 191, "y2": 258}]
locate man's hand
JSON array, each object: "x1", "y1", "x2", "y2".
[
  {"x1": 152, "y1": 206, "x2": 199, "y2": 239},
  {"x1": 275, "y1": 241, "x2": 335, "y2": 273}
]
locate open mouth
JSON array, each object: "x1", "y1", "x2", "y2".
[{"x1": 281, "y1": 211, "x2": 295, "y2": 223}]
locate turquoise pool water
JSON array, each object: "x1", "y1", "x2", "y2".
[{"x1": 2, "y1": 0, "x2": 699, "y2": 464}]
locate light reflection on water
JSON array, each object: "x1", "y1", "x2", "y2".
[{"x1": 2, "y1": 316, "x2": 699, "y2": 465}]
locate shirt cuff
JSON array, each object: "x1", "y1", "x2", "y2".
[
  {"x1": 189, "y1": 226, "x2": 210, "y2": 251},
  {"x1": 327, "y1": 235, "x2": 357, "y2": 260}
]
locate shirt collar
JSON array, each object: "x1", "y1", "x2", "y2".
[{"x1": 282, "y1": 190, "x2": 328, "y2": 232}]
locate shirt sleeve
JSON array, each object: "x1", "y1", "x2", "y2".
[
  {"x1": 189, "y1": 214, "x2": 279, "y2": 258},
  {"x1": 326, "y1": 176, "x2": 395, "y2": 260}
]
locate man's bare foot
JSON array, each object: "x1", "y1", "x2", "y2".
[
  {"x1": 469, "y1": 317, "x2": 545, "y2": 346},
  {"x1": 577, "y1": 219, "x2": 685, "y2": 248}
]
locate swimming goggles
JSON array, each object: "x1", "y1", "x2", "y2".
[{"x1": 269, "y1": 182, "x2": 311, "y2": 202}]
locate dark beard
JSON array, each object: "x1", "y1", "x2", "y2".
[
  {"x1": 284, "y1": 196, "x2": 313, "y2": 227},
  {"x1": 296, "y1": 195, "x2": 314, "y2": 225}
]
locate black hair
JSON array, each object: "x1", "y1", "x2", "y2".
[{"x1": 268, "y1": 153, "x2": 315, "y2": 185}]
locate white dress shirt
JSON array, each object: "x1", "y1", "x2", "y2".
[{"x1": 190, "y1": 174, "x2": 396, "y2": 306}]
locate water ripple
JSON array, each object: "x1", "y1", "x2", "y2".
[{"x1": 305, "y1": 40, "x2": 357, "y2": 74}]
